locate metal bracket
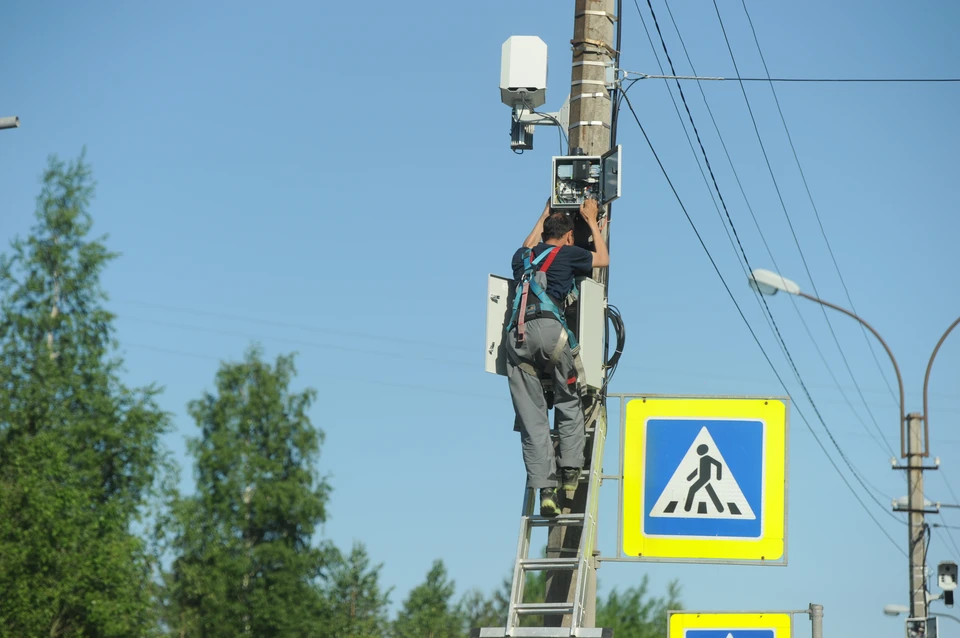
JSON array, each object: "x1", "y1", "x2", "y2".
[
  {"x1": 514, "y1": 108, "x2": 562, "y2": 127},
  {"x1": 569, "y1": 121, "x2": 610, "y2": 130}
]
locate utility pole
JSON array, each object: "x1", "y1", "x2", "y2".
[
  {"x1": 544, "y1": 0, "x2": 616, "y2": 628},
  {"x1": 907, "y1": 413, "x2": 928, "y2": 621}
]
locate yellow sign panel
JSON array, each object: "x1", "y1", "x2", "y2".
[
  {"x1": 668, "y1": 612, "x2": 792, "y2": 637},
  {"x1": 622, "y1": 397, "x2": 787, "y2": 562}
]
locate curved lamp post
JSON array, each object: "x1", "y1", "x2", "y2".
[
  {"x1": 749, "y1": 267, "x2": 960, "y2": 625},
  {"x1": 748, "y1": 268, "x2": 911, "y2": 456}
]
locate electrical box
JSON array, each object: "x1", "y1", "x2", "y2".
[
  {"x1": 500, "y1": 36, "x2": 548, "y2": 109},
  {"x1": 906, "y1": 617, "x2": 937, "y2": 638},
  {"x1": 484, "y1": 275, "x2": 514, "y2": 376},
  {"x1": 484, "y1": 274, "x2": 606, "y2": 391},
  {"x1": 574, "y1": 277, "x2": 605, "y2": 390},
  {"x1": 551, "y1": 145, "x2": 622, "y2": 209}
]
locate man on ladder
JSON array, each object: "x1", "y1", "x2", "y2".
[{"x1": 505, "y1": 197, "x2": 609, "y2": 516}]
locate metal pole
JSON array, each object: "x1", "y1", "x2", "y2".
[
  {"x1": 906, "y1": 413, "x2": 928, "y2": 620},
  {"x1": 544, "y1": 0, "x2": 615, "y2": 628},
  {"x1": 796, "y1": 290, "x2": 907, "y2": 456},
  {"x1": 923, "y1": 315, "x2": 960, "y2": 456},
  {"x1": 0, "y1": 116, "x2": 19, "y2": 130},
  {"x1": 808, "y1": 603, "x2": 823, "y2": 638}
]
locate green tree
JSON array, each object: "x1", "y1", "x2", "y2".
[
  {"x1": 324, "y1": 542, "x2": 391, "y2": 637},
  {"x1": 165, "y1": 347, "x2": 332, "y2": 637},
  {"x1": 393, "y1": 560, "x2": 463, "y2": 638},
  {"x1": 0, "y1": 151, "x2": 172, "y2": 636},
  {"x1": 596, "y1": 575, "x2": 682, "y2": 638}
]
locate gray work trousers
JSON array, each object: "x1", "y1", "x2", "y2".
[{"x1": 506, "y1": 317, "x2": 585, "y2": 489}]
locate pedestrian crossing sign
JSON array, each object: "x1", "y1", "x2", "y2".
[
  {"x1": 668, "y1": 611, "x2": 791, "y2": 638},
  {"x1": 622, "y1": 397, "x2": 787, "y2": 563}
]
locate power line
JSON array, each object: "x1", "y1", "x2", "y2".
[
  {"x1": 125, "y1": 342, "x2": 509, "y2": 404},
  {"x1": 121, "y1": 314, "x2": 475, "y2": 370},
  {"x1": 626, "y1": 73, "x2": 960, "y2": 83},
  {"x1": 709, "y1": 0, "x2": 895, "y2": 457},
  {"x1": 641, "y1": 0, "x2": 897, "y2": 520},
  {"x1": 935, "y1": 515, "x2": 960, "y2": 562},
  {"x1": 619, "y1": 90, "x2": 904, "y2": 555},
  {"x1": 656, "y1": 0, "x2": 894, "y2": 459},
  {"x1": 736, "y1": 0, "x2": 901, "y2": 420},
  {"x1": 113, "y1": 297, "x2": 474, "y2": 353}
]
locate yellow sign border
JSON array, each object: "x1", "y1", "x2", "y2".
[
  {"x1": 668, "y1": 612, "x2": 792, "y2": 637},
  {"x1": 622, "y1": 397, "x2": 787, "y2": 561}
]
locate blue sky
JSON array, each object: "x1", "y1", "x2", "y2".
[{"x1": 3, "y1": 1, "x2": 960, "y2": 636}]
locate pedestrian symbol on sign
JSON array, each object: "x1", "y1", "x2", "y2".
[
  {"x1": 685, "y1": 443, "x2": 726, "y2": 514},
  {"x1": 650, "y1": 426, "x2": 755, "y2": 520}
]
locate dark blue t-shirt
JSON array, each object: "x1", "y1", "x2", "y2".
[{"x1": 512, "y1": 243, "x2": 594, "y2": 304}]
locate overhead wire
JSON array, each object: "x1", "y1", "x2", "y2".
[
  {"x1": 936, "y1": 472, "x2": 960, "y2": 560},
  {"x1": 640, "y1": 0, "x2": 899, "y2": 517},
  {"x1": 112, "y1": 297, "x2": 475, "y2": 353},
  {"x1": 657, "y1": 0, "x2": 895, "y2": 458},
  {"x1": 736, "y1": 0, "x2": 901, "y2": 416},
  {"x1": 124, "y1": 342, "x2": 509, "y2": 405},
  {"x1": 625, "y1": 74, "x2": 960, "y2": 83},
  {"x1": 935, "y1": 515, "x2": 960, "y2": 562},
  {"x1": 706, "y1": 0, "x2": 899, "y2": 465},
  {"x1": 618, "y1": 89, "x2": 905, "y2": 555}
]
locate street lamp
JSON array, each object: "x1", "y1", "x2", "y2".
[
  {"x1": 748, "y1": 267, "x2": 960, "y2": 628},
  {"x1": 0, "y1": 116, "x2": 19, "y2": 130},
  {"x1": 884, "y1": 604, "x2": 910, "y2": 616}
]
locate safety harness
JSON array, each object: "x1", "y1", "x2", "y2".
[{"x1": 505, "y1": 245, "x2": 586, "y2": 409}]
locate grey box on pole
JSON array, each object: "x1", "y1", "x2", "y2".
[{"x1": 484, "y1": 274, "x2": 606, "y2": 390}]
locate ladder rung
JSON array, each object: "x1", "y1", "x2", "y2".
[
  {"x1": 514, "y1": 602, "x2": 575, "y2": 616},
  {"x1": 527, "y1": 513, "x2": 585, "y2": 527},
  {"x1": 520, "y1": 557, "x2": 579, "y2": 571}
]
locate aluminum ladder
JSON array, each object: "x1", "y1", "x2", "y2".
[{"x1": 472, "y1": 406, "x2": 610, "y2": 638}]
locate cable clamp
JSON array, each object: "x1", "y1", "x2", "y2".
[
  {"x1": 571, "y1": 38, "x2": 618, "y2": 57},
  {"x1": 570, "y1": 92, "x2": 607, "y2": 101}
]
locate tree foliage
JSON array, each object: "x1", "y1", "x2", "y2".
[
  {"x1": 324, "y1": 542, "x2": 391, "y2": 637},
  {"x1": 596, "y1": 575, "x2": 682, "y2": 638},
  {"x1": 164, "y1": 347, "x2": 332, "y2": 637},
  {"x1": 393, "y1": 560, "x2": 463, "y2": 638},
  {"x1": 0, "y1": 152, "x2": 684, "y2": 638},
  {"x1": 0, "y1": 152, "x2": 172, "y2": 636}
]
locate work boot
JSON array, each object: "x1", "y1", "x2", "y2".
[
  {"x1": 560, "y1": 467, "x2": 581, "y2": 492},
  {"x1": 539, "y1": 487, "x2": 560, "y2": 516}
]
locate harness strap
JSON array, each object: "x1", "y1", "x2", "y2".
[
  {"x1": 515, "y1": 246, "x2": 560, "y2": 344},
  {"x1": 538, "y1": 244, "x2": 562, "y2": 273}
]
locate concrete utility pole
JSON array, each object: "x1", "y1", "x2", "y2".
[
  {"x1": 544, "y1": 0, "x2": 615, "y2": 628},
  {"x1": 907, "y1": 413, "x2": 928, "y2": 621}
]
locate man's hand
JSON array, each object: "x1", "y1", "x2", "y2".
[
  {"x1": 579, "y1": 198, "x2": 599, "y2": 225},
  {"x1": 542, "y1": 196, "x2": 553, "y2": 218}
]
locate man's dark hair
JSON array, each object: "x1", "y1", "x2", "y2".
[{"x1": 542, "y1": 212, "x2": 573, "y2": 240}]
